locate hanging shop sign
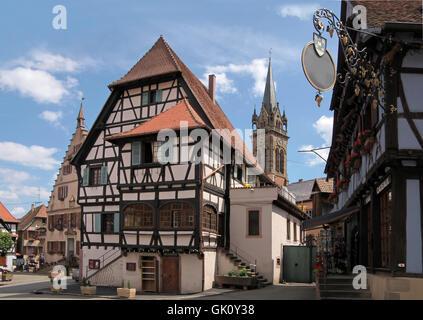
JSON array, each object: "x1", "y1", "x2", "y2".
[{"x1": 301, "y1": 33, "x2": 336, "y2": 93}]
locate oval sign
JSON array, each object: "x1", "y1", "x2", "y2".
[{"x1": 301, "y1": 41, "x2": 336, "y2": 92}]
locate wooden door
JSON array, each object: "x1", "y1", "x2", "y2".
[
  {"x1": 161, "y1": 256, "x2": 179, "y2": 293},
  {"x1": 0, "y1": 256, "x2": 6, "y2": 267}
]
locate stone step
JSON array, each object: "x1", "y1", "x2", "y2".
[
  {"x1": 320, "y1": 289, "x2": 372, "y2": 299},
  {"x1": 319, "y1": 283, "x2": 357, "y2": 291}
]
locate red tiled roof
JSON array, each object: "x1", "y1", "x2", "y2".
[
  {"x1": 109, "y1": 36, "x2": 258, "y2": 166},
  {"x1": 106, "y1": 99, "x2": 208, "y2": 140},
  {"x1": 351, "y1": 1, "x2": 422, "y2": 28},
  {"x1": 18, "y1": 205, "x2": 47, "y2": 231},
  {"x1": 0, "y1": 202, "x2": 19, "y2": 223},
  {"x1": 109, "y1": 37, "x2": 180, "y2": 88}
]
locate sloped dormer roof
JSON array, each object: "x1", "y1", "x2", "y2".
[{"x1": 106, "y1": 99, "x2": 208, "y2": 141}]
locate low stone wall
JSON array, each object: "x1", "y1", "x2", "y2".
[{"x1": 368, "y1": 273, "x2": 423, "y2": 300}]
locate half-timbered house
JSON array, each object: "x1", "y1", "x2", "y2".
[
  {"x1": 304, "y1": 0, "x2": 423, "y2": 299},
  {"x1": 71, "y1": 36, "x2": 306, "y2": 293},
  {"x1": 0, "y1": 202, "x2": 19, "y2": 270}
]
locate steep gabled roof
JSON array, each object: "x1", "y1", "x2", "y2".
[
  {"x1": 109, "y1": 36, "x2": 181, "y2": 88},
  {"x1": 287, "y1": 179, "x2": 315, "y2": 202},
  {"x1": 106, "y1": 99, "x2": 208, "y2": 141},
  {"x1": 0, "y1": 202, "x2": 18, "y2": 223},
  {"x1": 314, "y1": 178, "x2": 334, "y2": 194},
  {"x1": 18, "y1": 205, "x2": 47, "y2": 231},
  {"x1": 75, "y1": 36, "x2": 258, "y2": 167}
]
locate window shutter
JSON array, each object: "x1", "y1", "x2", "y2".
[
  {"x1": 142, "y1": 92, "x2": 149, "y2": 106},
  {"x1": 156, "y1": 89, "x2": 162, "y2": 102},
  {"x1": 100, "y1": 165, "x2": 108, "y2": 185},
  {"x1": 114, "y1": 213, "x2": 120, "y2": 233},
  {"x1": 94, "y1": 214, "x2": 101, "y2": 233},
  {"x1": 82, "y1": 167, "x2": 89, "y2": 186},
  {"x1": 132, "y1": 142, "x2": 141, "y2": 166}
]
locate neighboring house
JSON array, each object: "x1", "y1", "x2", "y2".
[
  {"x1": 305, "y1": 0, "x2": 423, "y2": 299},
  {"x1": 0, "y1": 202, "x2": 19, "y2": 270},
  {"x1": 230, "y1": 186, "x2": 306, "y2": 284},
  {"x1": 287, "y1": 179, "x2": 315, "y2": 216},
  {"x1": 17, "y1": 205, "x2": 47, "y2": 269},
  {"x1": 311, "y1": 178, "x2": 334, "y2": 218},
  {"x1": 46, "y1": 104, "x2": 88, "y2": 267},
  {"x1": 70, "y1": 36, "x2": 306, "y2": 293}
]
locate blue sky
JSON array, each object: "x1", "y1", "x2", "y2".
[{"x1": 0, "y1": 0, "x2": 340, "y2": 217}]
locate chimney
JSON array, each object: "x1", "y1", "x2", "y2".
[
  {"x1": 31, "y1": 203, "x2": 35, "y2": 212},
  {"x1": 208, "y1": 74, "x2": 216, "y2": 104}
]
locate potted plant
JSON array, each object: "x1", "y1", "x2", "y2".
[
  {"x1": 349, "y1": 152, "x2": 361, "y2": 172},
  {"x1": 362, "y1": 130, "x2": 374, "y2": 152},
  {"x1": 335, "y1": 179, "x2": 348, "y2": 191},
  {"x1": 215, "y1": 270, "x2": 257, "y2": 290},
  {"x1": 117, "y1": 280, "x2": 136, "y2": 298},
  {"x1": 313, "y1": 264, "x2": 324, "y2": 283},
  {"x1": 80, "y1": 278, "x2": 96, "y2": 295}
]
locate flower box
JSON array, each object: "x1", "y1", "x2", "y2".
[
  {"x1": 81, "y1": 286, "x2": 96, "y2": 295},
  {"x1": 117, "y1": 287, "x2": 136, "y2": 298},
  {"x1": 215, "y1": 275, "x2": 258, "y2": 290},
  {"x1": 364, "y1": 136, "x2": 375, "y2": 152}
]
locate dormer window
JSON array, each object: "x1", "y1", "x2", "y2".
[
  {"x1": 141, "y1": 89, "x2": 162, "y2": 106},
  {"x1": 132, "y1": 140, "x2": 163, "y2": 165}
]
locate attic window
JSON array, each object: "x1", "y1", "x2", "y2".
[{"x1": 141, "y1": 89, "x2": 162, "y2": 106}]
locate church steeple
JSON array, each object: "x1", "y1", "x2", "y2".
[
  {"x1": 77, "y1": 100, "x2": 85, "y2": 129},
  {"x1": 262, "y1": 56, "x2": 278, "y2": 113},
  {"x1": 252, "y1": 52, "x2": 289, "y2": 187}
]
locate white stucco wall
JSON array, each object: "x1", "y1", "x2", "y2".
[{"x1": 180, "y1": 254, "x2": 202, "y2": 294}]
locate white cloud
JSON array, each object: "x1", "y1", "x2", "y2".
[
  {"x1": 300, "y1": 116, "x2": 333, "y2": 166},
  {"x1": 39, "y1": 110, "x2": 63, "y2": 125},
  {"x1": 313, "y1": 115, "x2": 333, "y2": 145},
  {"x1": 202, "y1": 58, "x2": 268, "y2": 97},
  {"x1": 0, "y1": 50, "x2": 92, "y2": 104},
  {"x1": 0, "y1": 168, "x2": 30, "y2": 183},
  {"x1": 8, "y1": 185, "x2": 50, "y2": 200},
  {"x1": 11, "y1": 207, "x2": 26, "y2": 218},
  {"x1": 278, "y1": 3, "x2": 320, "y2": 21},
  {"x1": 0, "y1": 67, "x2": 68, "y2": 104},
  {"x1": 0, "y1": 190, "x2": 18, "y2": 201},
  {"x1": 20, "y1": 51, "x2": 82, "y2": 73},
  {"x1": 0, "y1": 142, "x2": 60, "y2": 170}
]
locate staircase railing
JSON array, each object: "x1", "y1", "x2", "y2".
[
  {"x1": 229, "y1": 242, "x2": 257, "y2": 273},
  {"x1": 85, "y1": 248, "x2": 121, "y2": 280}
]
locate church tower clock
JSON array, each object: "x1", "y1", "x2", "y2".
[{"x1": 252, "y1": 56, "x2": 289, "y2": 186}]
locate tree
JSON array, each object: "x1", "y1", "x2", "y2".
[{"x1": 0, "y1": 232, "x2": 14, "y2": 257}]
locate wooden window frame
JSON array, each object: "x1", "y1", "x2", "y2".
[
  {"x1": 89, "y1": 167, "x2": 102, "y2": 186},
  {"x1": 159, "y1": 202, "x2": 195, "y2": 229},
  {"x1": 126, "y1": 262, "x2": 136, "y2": 271},
  {"x1": 246, "y1": 208, "x2": 261, "y2": 238},
  {"x1": 102, "y1": 213, "x2": 115, "y2": 234},
  {"x1": 123, "y1": 203, "x2": 154, "y2": 229},
  {"x1": 202, "y1": 205, "x2": 217, "y2": 232}
]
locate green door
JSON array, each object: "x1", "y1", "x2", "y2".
[{"x1": 282, "y1": 246, "x2": 316, "y2": 283}]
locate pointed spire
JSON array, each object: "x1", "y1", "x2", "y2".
[
  {"x1": 77, "y1": 98, "x2": 85, "y2": 128},
  {"x1": 262, "y1": 54, "x2": 278, "y2": 114}
]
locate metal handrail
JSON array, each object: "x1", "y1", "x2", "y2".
[
  {"x1": 85, "y1": 248, "x2": 121, "y2": 279},
  {"x1": 229, "y1": 242, "x2": 257, "y2": 273}
]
